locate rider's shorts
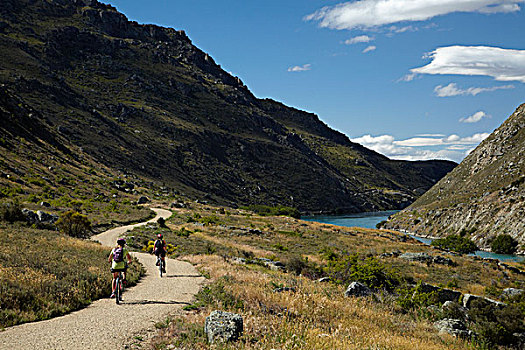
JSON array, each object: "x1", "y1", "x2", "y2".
[{"x1": 111, "y1": 266, "x2": 128, "y2": 273}]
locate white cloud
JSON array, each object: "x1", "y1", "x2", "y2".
[
  {"x1": 434, "y1": 82, "x2": 515, "y2": 97},
  {"x1": 287, "y1": 64, "x2": 312, "y2": 72},
  {"x1": 411, "y1": 46, "x2": 525, "y2": 82},
  {"x1": 345, "y1": 35, "x2": 373, "y2": 45},
  {"x1": 460, "y1": 111, "x2": 491, "y2": 123},
  {"x1": 398, "y1": 73, "x2": 417, "y2": 82},
  {"x1": 362, "y1": 45, "x2": 377, "y2": 53},
  {"x1": 305, "y1": 0, "x2": 524, "y2": 30},
  {"x1": 352, "y1": 132, "x2": 490, "y2": 162}
]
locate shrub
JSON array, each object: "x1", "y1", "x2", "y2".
[
  {"x1": 325, "y1": 254, "x2": 401, "y2": 291},
  {"x1": 490, "y1": 234, "x2": 518, "y2": 254},
  {"x1": 376, "y1": 220, "x2": 387, "y2": 229},
  {"x1": 157, "y1": 217, "x2": 166, "y2": 227},
  {"x1": 396, "y1": 281, "x2": 438, "y2": 312},
  {"x1": 56, "y1": 211, "x2": 92, "y2": 238},
  {"x1": 287, "y1": 256, "x2": 308, "y2": 275},
  {"x1": 469, "y1": 299, "x2": 524, "y2": 346},
  {"x1": 430, "y1": 234, "x2": 478, "y2": 254},
  {"x1": 0, "y1": 200, "x2": 25, "y2": 223}
]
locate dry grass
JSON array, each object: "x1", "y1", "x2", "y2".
[
  {"x1": 0, "y1": 222, "x2": 144, "y2": 328},
  {"x1": 150, "y1": 255, "x2": 471, "y2": 350}
]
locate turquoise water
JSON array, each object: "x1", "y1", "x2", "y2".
[
  {"x1": 302, "y1": 210, "x2": 399, "y2": 229},
  {"x1": 409, "y1": 235, "x2": 524, "y2": 262},
  {"x1": 304, "y1": 212, "x2": 524, "y2": 263}
]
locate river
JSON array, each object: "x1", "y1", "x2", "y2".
[{"x1": 302, "y1": 211, "x2": 524, "y2": 263}]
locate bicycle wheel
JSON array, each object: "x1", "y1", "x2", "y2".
[
  {"x1": 159, "y1": 258, "x2": 163, "y2": 277},
  {"x1": 115, "y1": 276, "x2": 121, "y2": 304}
]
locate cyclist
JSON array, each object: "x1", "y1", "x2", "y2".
[
  {"x1": 154, "y1": 233, "x2": 167, "y2": 273},
  {"x1": 108, "y1": 237, "x2": 132, "y2": 299}
]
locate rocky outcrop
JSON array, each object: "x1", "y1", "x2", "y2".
[
  {"x1": 22, "y1": 209, "x2": 59, "y2": 225},
  {"x1": 418, "y1": 283, "x2": 462, "y2": 304},
  {"x1": 386, "y1": 104, "x2": 525, "y2": 248},
  {"x1": 399, "y1": 252, "x2": 455, "y2": 266},
  {"x1": 204, "y1": 311, "x2": 243, "y2": 344},
  {"x1": 462, "y1": 294, "x2": 506, "y2": 309},
  {"x1": 434, "y1": 319, "x2": 471, "y2": 338}
]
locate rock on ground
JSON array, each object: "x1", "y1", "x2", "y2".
[
  {"x1": 344, "y1": 282, "x2": 372, "y2": 297},
  {"x1": 205, "y1": 311, "x2": 243, "y2": 344}
]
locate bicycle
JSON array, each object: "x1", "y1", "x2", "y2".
[
  {"x1": 114, "y1": 270, "x2": 124, "y2": 304},
  {"x1": 156, "y1": 255, "x2": 165, "y2": 277}
]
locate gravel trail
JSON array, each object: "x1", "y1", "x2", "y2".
[{"x1": 0, "y1": 208, "x2": 204, "y2": 350}]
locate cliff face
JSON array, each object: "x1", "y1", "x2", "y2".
[
  {"x1": 385, "y1": 104, "x2": 525, "y2": 248},
  {"x1": 0, "y1": 0, "x2": 456, "y2": 212}
]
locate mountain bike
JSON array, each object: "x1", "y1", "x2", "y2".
[
  {"x1": 156, "y1": 256, "x2": 165, "y2": 277},
  {"x1": 115, "y1": 271, "x2": 124, "y2": 304}
]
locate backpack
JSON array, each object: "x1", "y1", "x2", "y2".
[
  {"x1": 113, "y1": 247, "x2": 124, "y2": 263},
  {"x1": 154, "y1": 239, "x2": 164, "y2": 253}
]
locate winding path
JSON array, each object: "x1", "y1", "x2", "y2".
[{"x1": 0, "y1": 208, "x2": 204, "y2": 350}]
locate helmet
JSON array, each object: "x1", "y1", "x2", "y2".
[
  {"x1": 156, "y1": 233, "x2": 163, "y2": 239},
  {"x1": 117, "y1": 238, "x2": 126, "y2": 246}
]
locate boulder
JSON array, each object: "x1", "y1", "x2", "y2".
[
  {"x1": 204, "y1": 311, "x2": 243, "y2": 344},
  {"x1": 170, "y1": 202, "x2": 186, "y2": 208},
  {"x1": 462, "y1": 294, "x2": 506, "y2": 309},
  {"x1": 317, "y1": 277, "x2": 331, "y2": 283},
  {"x1": 432, "y1": 255, "x2": 455, "y2": 266},
  {"x1": 400, "y1": 252, "x2": 433, "y2": 263},
  {"x1": 22, "y1": 209, "x2": 39, "y2": 224},
  {"x1": 434, "y1": 319, "x2": 471, "y2": 338},
  {"x1": 502, "y1": 288, "x2": 524, "y2": 298},
  {"x1": 344, "y1": 282, "x2": 372, "y2": 297},
  {"x1": 419, "y1": 283, "x2": 462, "y2": 303},
  {"x1": 37, "y1": 210, "x2": 58, "y2": 224},
  {"x1": 441, "y1": 301, "x2": 468, "y2": 320},
  {"x1": 137, "y1": 196, "x2": 149, "y2": 204}
]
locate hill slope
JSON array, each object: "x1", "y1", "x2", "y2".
[
  {"x1": 0, "y1": 0, "x2": 455, "y2": 212},
  {"x1": 385, "y1": 104, "x2": 525, "y2": 248}
]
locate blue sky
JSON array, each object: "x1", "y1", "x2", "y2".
[{"x1": 103, "y1": 0, "x2": 525, "y2": 162}]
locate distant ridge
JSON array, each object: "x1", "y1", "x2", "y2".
[{"x1": 0, "y1": 0, "x2": 456, "y2": 212}]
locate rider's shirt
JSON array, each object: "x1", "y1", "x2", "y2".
[{"x1": 111, "y1": 247, "x2": 129, "y2": 270}]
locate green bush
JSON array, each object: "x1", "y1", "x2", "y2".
[
  {"x1": 56, "y1": 211, "x2": 92, "y2": 238},
  {"x1": 490, "y1": 234, "x2": 518, "y2": 254},
  {"x1": 186, "y1": 278, "x2": 244, "y2": 311},
  {"x1": 324, "y1": 254, "x2": 401, "y2": 291},
  {"x1": 0, "y1": 200, "x2": 25, "y2": 223},
  {"x1": 396, "y1": 281, "x2": 437, "y2": 312},
  {"x1": 430, "y1": 234, "x2": 478, "y2": 254}
]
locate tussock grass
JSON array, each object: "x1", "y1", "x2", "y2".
[
  {"x1": 0, "y1": 223, "x2": 144, "y2": 328},
  {"x1": 150, "y1": 255, "x2": 470, "y2": 350}
]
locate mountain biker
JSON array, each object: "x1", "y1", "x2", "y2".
[
  {"x1": 108, "y1": 237, "x2": 132, "y2": 299},
  {"x1": 154, "y1": 233, "x2": 167, "y2": 273}
]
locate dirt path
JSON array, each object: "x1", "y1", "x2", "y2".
[{"x1": 0, "y1": 208, "x2": 204, "y2": 350}]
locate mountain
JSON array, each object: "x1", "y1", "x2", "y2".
[
  {"x1": 0, "y1": 0, "x2": 456, "y2": 212},
  {"x1": 385, "y1": 104, "x2": 525, "y2": 248}
]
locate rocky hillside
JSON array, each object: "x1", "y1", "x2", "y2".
[
  {"x1": 0, "y1": 0, "x2": 455, "y2": 212},
  {"x1": 385, "y1": 104, "x2": 525, "y2": 248}
]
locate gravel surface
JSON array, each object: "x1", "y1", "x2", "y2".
[{"x1": 0, "y1": 208, "x2": 205, "y2": 350}]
